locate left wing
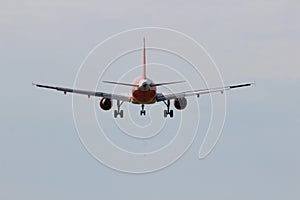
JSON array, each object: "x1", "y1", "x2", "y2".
[
  {"x1": 33, "y1": 83, "x2": 131, "y2": 102},
  {"x1": 156, "y1": 82, "x2": 254, "y2": 102}
]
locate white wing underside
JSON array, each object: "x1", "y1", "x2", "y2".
[
  {"x1": 33, "y1": 83, "x2": 131, "y2": 102},
  {"x1": 156, "y1": 83, "x2": 254, "y2": 101},
  {"x1": 33, "y1": 82, "x2": 254, "y2": 102}
]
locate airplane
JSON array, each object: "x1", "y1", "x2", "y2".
[{"x1": 33, "y1": 38, "x2": 254, "y2": 118}]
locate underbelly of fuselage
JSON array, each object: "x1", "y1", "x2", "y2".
[{"x1": 132, "y1": 89, "x2": 156, "y2": 104}]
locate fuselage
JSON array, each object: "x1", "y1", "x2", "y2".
[{"x1": 131, "y1": 77, "x2": 156, "y2": 104}]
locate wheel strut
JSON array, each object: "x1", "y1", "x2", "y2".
[
  {"x1": 114, "y1": 100, "x2": 124, "y2": 118},
  {"x1": 140, "y1": 104, "x2": 146, "y2": 116},
  {"x1": 163, "y1": 100, "x2": 174, "y2": 118}
]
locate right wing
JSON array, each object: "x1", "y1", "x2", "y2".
[
  {"x1": 156, "y1": 82, "x2": 254, "y2": 102},
  {"x1": 33, "y1": 83, "x2": 131, "y2": 102}
]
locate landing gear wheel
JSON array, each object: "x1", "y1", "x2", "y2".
[
  {"x1": 164, "y1": 110, "x2": 168, "y2": 118},
  {"x1": 120, "y1": 110, "x2": 124, "y2": 118},
  {"x1": 163, "y1": 109, "x2": 173, "y2": 118},
  {"x1": 169, "y1": 110, "x2": 174, "y2": 118},
  {"x1": 140, "y1": 110, "x2": 146, "y2": 116}
]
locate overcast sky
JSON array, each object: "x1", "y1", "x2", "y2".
[{"x1": 0, "y1": 0, "x2": 300, "y2": 199}]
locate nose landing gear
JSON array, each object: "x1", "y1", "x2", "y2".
[{"x1": 140, "y1": 104, "x2": 146, "y2": 116}]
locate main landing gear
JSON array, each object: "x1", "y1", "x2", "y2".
[
  {"x1": 140, "y1": 104, "x2": 146, "y2": 116},
  {"x1": 114, "y1": 100, "x2": 124, "y2": 118},
  {"x1": 163, "y1": 100, "x2": 173, "y2": 118},
  {"x1": 114, "y1": 101, "x2": 174, "y2": 118}
]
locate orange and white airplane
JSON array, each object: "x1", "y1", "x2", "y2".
[{"x1": 33, "y1": 39, "x2": 253, "y2": 118}]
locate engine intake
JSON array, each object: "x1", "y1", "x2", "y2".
[
  {"x1": 174, "y1": 97, "x2": 187, "y2": 110},
  {"x1": 99, "y1": 98, "x2": 112, "y2": 110}
]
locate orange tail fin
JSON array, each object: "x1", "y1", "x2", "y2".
[{"x1": 142, "y1": 38, "x2": 146, "y2": 79}]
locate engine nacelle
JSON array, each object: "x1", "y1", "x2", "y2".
[
  {"x1": 174, "y1": 97, "x2": 187, "y2": 110},
  {"x1": 99, "y1": 98, "x2": 112, "y2": 110}
]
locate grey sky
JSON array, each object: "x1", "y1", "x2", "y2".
[{"x1": 0, "y1": 0, "x2": 299, "y2": 199}]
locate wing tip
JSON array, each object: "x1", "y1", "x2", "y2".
[{"x1": 229, "y1": 81, "x2": 255, "y2": 89}]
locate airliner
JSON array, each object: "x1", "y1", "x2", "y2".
[{"x1": 33, "y1": 39, "x2": 253, "y2": 118}]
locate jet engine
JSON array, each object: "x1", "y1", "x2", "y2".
[
  {"x1": 174, "y1": 97, "x2": 187, "y2": 110},
  {"x1": 99, "y1": 98, "x2": 112, "y2": 110}
]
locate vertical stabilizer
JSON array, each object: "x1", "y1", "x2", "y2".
[{"x1": 142, "y1": 38, "x2": 146, "y2": 79}]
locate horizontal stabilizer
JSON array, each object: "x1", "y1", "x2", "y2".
[
  {"x1": 103, "y1": 80, "x2": 185, "y2": 87},
  {"x1": 103, "y1": 81, "x2": 138, "y2": 87},
  {"x1": 150, "y1": 80, "x2": 185, "y2": 87}
]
